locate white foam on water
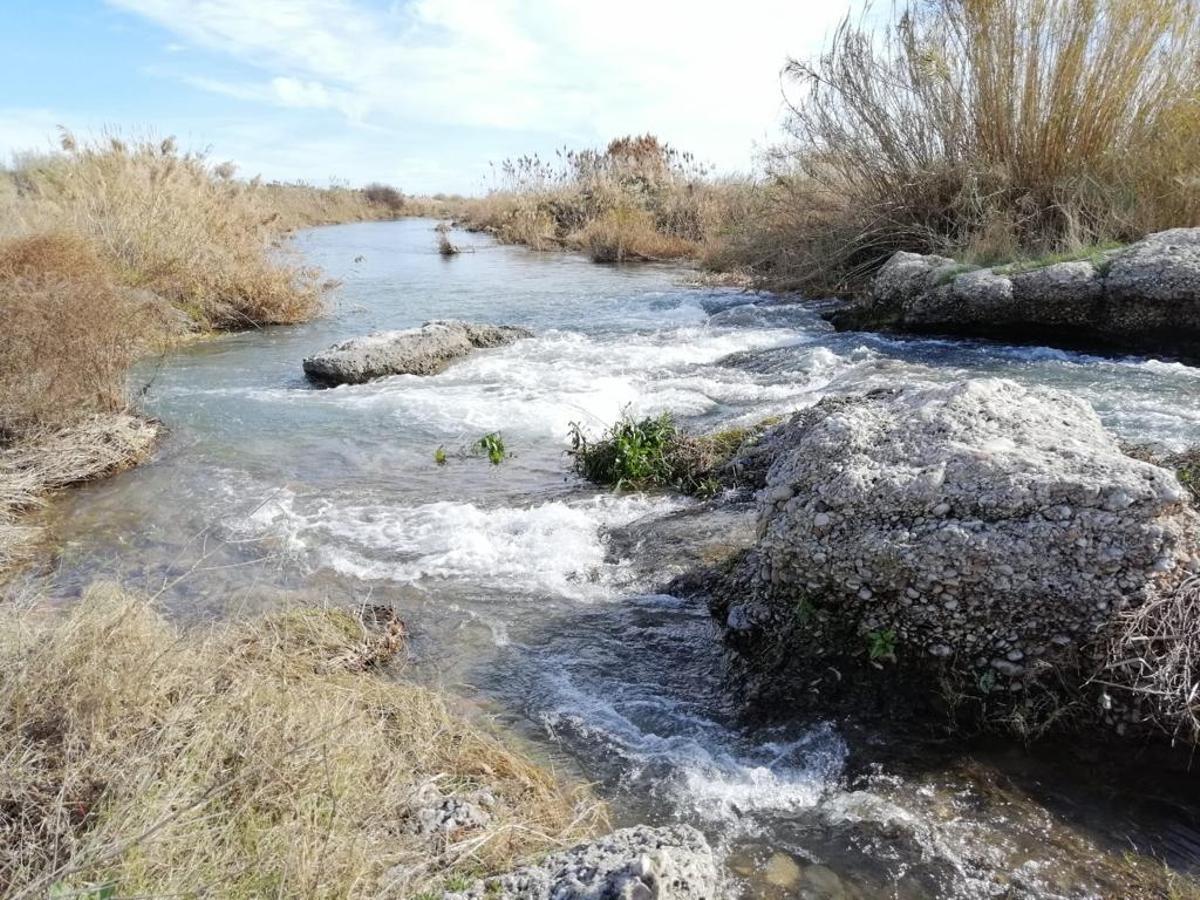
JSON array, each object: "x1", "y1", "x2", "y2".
[
  {"x1": 1132, "y1": 357, "x2": 1200, "y2": 378},
  {"x1": 233, "y1": 490, "x2": 684, "y2": 600},
  {"x1": 538, "y1": 670, "x2": 847, "y2": 830},
  {"x1": 205, "y1": 326, "x2": 815, "y2": 439}
]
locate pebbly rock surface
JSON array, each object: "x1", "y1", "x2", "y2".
[
  {"x1": 826, "y1": 228, "x2": 1200, "y2": 361},
  {"x1": 443, "y1": 824, "x2": 720, "y2": 900},
  {"x1": 302, "y1": 320, "x2": 533, "y2": 385},
  {"x1": 710, "y1": 379, "x2": 1200, "y2": 728},
  {"x1": 403, "y1": 782, "x2": 495, "y2": 844}
]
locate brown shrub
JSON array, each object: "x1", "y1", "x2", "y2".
[
  {"x1": 0, "y1": 233, "x2": 159, "y2": 435},
  {"x1": 459, "y1": 134, "x2": 721, "y2": 261},
  {"x1": 363, "y1": 182, "x2": 406, "y2": 212}
]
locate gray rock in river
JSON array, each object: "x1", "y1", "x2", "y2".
[
  {"x1": 826, "y1": 228, "x2": 1200, "y2": 361},
  {"x1": 712, "y1": 378, "x2": 1200, "y2": 729},
  {"x1": 302, "y1": 320, "x2": 533, "y2": 385},
  {"x1": 443, "y1": 824, "x2": 719, "y2": 899}
]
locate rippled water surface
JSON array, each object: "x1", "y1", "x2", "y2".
[{"x1": 49, "y1": 220, "x2": 1200, "y2": 897}]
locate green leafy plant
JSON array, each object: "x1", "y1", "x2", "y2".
[
  {"x1": 568, "y1": 409, "x2": 751, "y2": 494},
  {"x1": 475, "y1": 432, "x2": 507, "y2": 465},
  {"x1": 442, "y1": 874, "x2": 474, "y2": 892},
  {"x1": 568, "y1": 411, "x2": 678, "y2": 489},
  {"x1": 866, "y1": 628, "x2": 897, "y2": 662}
]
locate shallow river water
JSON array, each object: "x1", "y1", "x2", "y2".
[{"x1": 44, "y1": 220, "x2": 1200, "y2": 897}]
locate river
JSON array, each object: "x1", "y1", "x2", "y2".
[{"x1": 43, "y1": 219, "x2": 1200, "y2": 897}]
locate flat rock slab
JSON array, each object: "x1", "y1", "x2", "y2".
[
  {"x1": 303, "y1": 320, "x2": 533, "y2": 385},
  {"x1": 443, "y1": 825, "x2": 719, "y2": 900},
  {"x1": 827, "y1": 227, "x2": 1200, "y2": 360}
]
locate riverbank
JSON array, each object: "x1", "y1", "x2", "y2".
[
  {"x1": 0, "y1": 136, "x2": 416, "y2": 576},
  {"x1": 825, "y1": 230, "x2": 1200, "y2": 364},
  {"x1": 0, "y1": 416, "x2": 159, "y2": 578},
  {"x1": 0, "y1": 584, "x2": 604, "y2": 897}
]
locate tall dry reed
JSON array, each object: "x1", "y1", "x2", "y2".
[
  {"x1": 716, "y1": 0, "x2": 1200, "y2": 293},
  {"x1": 3, "y1": 134, "x2": 327, "y2": 329}
]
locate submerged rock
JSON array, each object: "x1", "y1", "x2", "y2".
[
  {"x1": 443, "y1": 824, "x2": 719, "y2": 899},
  {"x1": 710, "y1": 378, "x2": 1200, "y2": 733},
  {"x1": 827, "y1": 228, "x2": 1200, "y2": 361},
  {"x1": 302, "y1": 320, "x2": 533, "y2": 385}
]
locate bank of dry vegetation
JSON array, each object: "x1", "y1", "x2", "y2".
[
  {"x1": 0, "y1": 586, "x2": 600, "y2": 897},
  {"x1": 711, "y1": 0, "x2": 1200, "y2": 293},
  {"x1": 0, "y1": 134, "x2": 416, "y2": 573},
  {"x1": 458, "y1": 135, "x2": 748, "y2": 263}
]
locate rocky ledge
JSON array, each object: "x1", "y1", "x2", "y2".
[
  {"x1": 443, "y1": 824, "x2": 719, "y2": 900},
  {"x1": 703, "y1": 378, "x2": 1200, "y2": 736},
  {"x1": 827, "y1": 228, "x2": 1200, "y2": 361},
  {"x1": 303, "y1": 320, "x2": 533, "y2": 385}
]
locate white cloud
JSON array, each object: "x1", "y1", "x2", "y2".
[
  {"x1": 181, "y1": 73, "x2": 368, "y2": 119},
  {"x1": 107, "y1": 0, "x2": 852, "y2": 174}
]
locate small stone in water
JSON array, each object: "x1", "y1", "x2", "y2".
[
  {"x1": 763, "y1": 852, "x2": 802, "y2": 888},
  {"x1": 801, "y1": 863, "x2": 849, "y2": 898}
]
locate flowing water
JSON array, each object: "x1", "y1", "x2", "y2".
[{"x1": 43, "y1": 220, "x2": 1200, "y2": 897}]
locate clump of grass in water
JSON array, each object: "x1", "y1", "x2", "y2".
[{"x1": 568, "y1": 410, "x2": 750, "y2": 495}]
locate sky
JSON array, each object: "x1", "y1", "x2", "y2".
[{"x1": 0, "y1": 0, "x2": 855, "y2": 194}]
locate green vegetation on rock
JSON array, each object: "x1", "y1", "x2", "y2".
[{"x1": 567, "y1": 411, "x2": 758, "y2": 495}]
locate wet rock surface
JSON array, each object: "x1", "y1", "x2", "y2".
[
  {"x1": 302, "y1": 320, "x2": 533, "y2": 385},
  {"x1": 605, "y1": 502, "x2": 757, "y2": 589},
  {"x1": 707, "y1": 378, "x2": 1200, "y2": 732},
  {"x1": 443, "y1": 824, "x2": 719, "y2": 900},
  {"x1": 827, "y1": 228, "x2": 1200, "y2": 361}
]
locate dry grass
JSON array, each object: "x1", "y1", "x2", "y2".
[
  {"x1": 459, "y1": 134, "x2": 734, "y2": 262},
  {"x1": 714, "y1": 0, "x2": 1200, "y2": 293},
  {"x1": 0, "y1": 416, "x2": 159, "y2": 577},
  {"x1": 256, "y1": 180, "x2": 408, "y2": 231},
  {"x1": 1106, "y1": 575, "x2": 1200, "y2": 743},
  {"x1": 575, "y1": 205, "x2": 696, "y2": 263},
  {"x1": 2, "y1": 134, "x2": 329, "y2": 329},
  {"x1": 0, "y1": 585, "x2": 603, "y2": 898}
]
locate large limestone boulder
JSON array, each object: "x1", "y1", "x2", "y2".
[
  {"x1": 443, "y1": 825, "x2": 719, "y2": 900},
  {"x1": 303, "y1": 320, "x2": 532, "y2": 385},
  {"x1": 718, "y1": 379, "x2": 1199, "y2": 698}
]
